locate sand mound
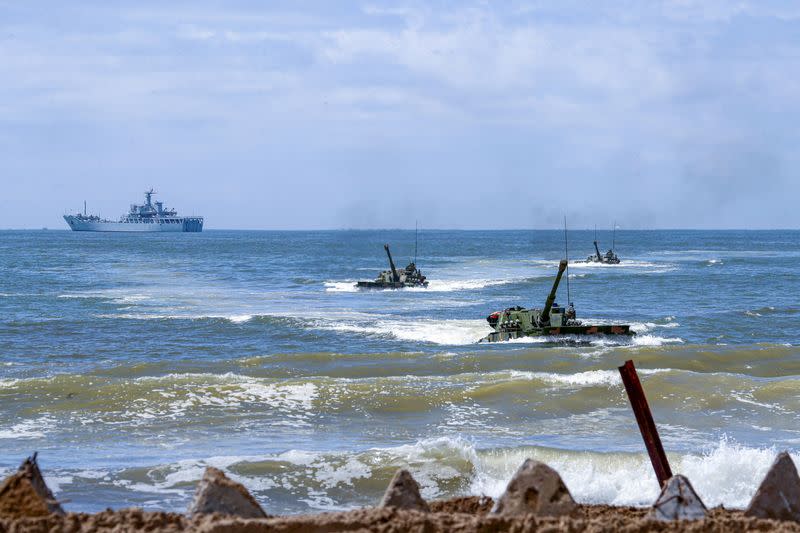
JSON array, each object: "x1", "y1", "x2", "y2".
[{"x1": 0, "y1": 454, "x2": 64, "y2": 519}]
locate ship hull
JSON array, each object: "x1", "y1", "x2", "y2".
[
  {"x1": 480, "y1": 324, "x2": 633, "y2": 342},
  {"x1": 64, "y1": 216, "x2": 203, "y2": 233}
]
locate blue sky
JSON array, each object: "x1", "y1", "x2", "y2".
[{"x1": 1, "y1": 1, "x2": 799, "y2": 229}]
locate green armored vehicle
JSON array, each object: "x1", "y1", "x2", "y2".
[
  {"x1": 357, "y1": 244, "x2": 428, "y2": 289},
  {"x1": 479, "y1": 259, "x2": 632, "y2": 342},
  {"x1": 585, "y1": 240, "x2": 620, "y2": 264}
]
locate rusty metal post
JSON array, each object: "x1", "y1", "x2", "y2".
[{"x1": 618, "y1": 359, "x2": 673, "y2": 487}]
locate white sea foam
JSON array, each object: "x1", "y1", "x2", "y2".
[
  {"x1": 630, "y1": 320, "x2": 680, "y2": 333},
  {"x1": 95, "y1": 435, "x2": 794, "y2": 512},
  {"x1": 324, "y1": 281, "x2": 359, "y2": 293},
  {"x1": 227, "y1": 314, "x2": 254, "y2": 323},
  {"x1": 496, "y1": 332, "x2": 681, "y2": 347},
  {"x1": 631, "y1": 334, "x2": 684, "y2": 346},
  {"x1": 324, "y1": 278, "x2": 513, "y2": 293},
  {"x1": 318, "y1": 318, "x2": 492, "y2": 345},
  {"x1": 126, "y1": 373, "x2": 319, "y2": 423},
  {"x1": 412, "y1": 279, "x2": 513, "y2": 292},
  {"x1": 43, "y1": 475, "x2": 73, "y2": 494},
  {"x1": 0, "y1": 415, "x2": 56, "y2": 439},
  {"x1": 462, "y1": 437, "x2": 792, "y2": 509},
  {"x1": 511, "y1": 369, "x2": 623, "y2": 387},
  {"x1": 568, "y1": 259, "x2": 667, "y2": 270},
  {"x1": 507, "y1": 368, "x2": 668, "y2": 388},
  {"x1": 74, "y1": 469, "x2": 111, "y2": 480},
  {"x1": 731, "y1": 392, "x2": 785, "y2": 411},
  {"x1": 96, "y1": 312, "x2": 256, "y2": 323}
]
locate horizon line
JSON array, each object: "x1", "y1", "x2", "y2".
[{"x1": 3, "y1": 227, "x2": 800, "y2": 232}]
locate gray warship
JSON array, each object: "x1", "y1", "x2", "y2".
[
  {"x1": 357, "y1": 245, "x2": 428, "y2": 289},
  {"x1": 64, "y1": 189, "x2": 203, "y2": 232}
]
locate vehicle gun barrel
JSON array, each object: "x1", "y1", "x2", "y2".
[
  {"x1": 384, "y1": 244, "x2": 400, "y2": 282},
  {"x1": 593, "y1": 240, "x2": 602, "y2": 261},
  {"x1": 540, "y1": 259, "x2": 568, "y2": 324}
]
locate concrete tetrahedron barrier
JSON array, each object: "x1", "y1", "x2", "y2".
[
  {"x1": 491, "y1": 459, "x2": 577, "y2": 517},
  {"x1": 649, "y1": 475, "x2": 707, "y2": 521},
  {"x1": 379, "y1": 469, "x2": 430, "y2": 512},
  {"x1": 188, "y1": 467, "x2": 267, "y2": 518},
  {"x1": 0, "y1": 453, "x2": 64, "y2": 518},
  {"x1": 745, "y1": 451, "x2": 800, "y2": 522}
]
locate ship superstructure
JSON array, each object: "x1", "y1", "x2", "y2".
[{"x1": 64, "y1": 189, "x2": 203, "y2": 232}]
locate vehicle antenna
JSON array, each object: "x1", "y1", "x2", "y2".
[
  {"x1": 564, "y1": 216, "x2": 571, "y2": 305},
  {"x1": 414, "y1": 220, "x2": 418, "y2": 264},
  {"x1": 612, "y1": 220, "x2": 617, "y2": 251}
]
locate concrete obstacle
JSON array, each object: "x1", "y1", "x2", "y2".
[
  {"x1": 379, "y1": 469, "x2": 430, "y2": 512},
  {"x1": 745, "y1": 451, "x2": 800, "y2": 522},
  {"x1": 491, "y1": 459, "x2": 577, "y2": 517},
  {"x1": 0, "y1": 453, "x2": 64, "y2": 518},
  {"x1": 649, "y1": 475, "x2": 707, "y2": 521},
  {"x1": 188, "y1": 467, "x2": 267, "y2": 518}
]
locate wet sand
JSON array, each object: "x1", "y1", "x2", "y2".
[{"x1": 2, "y1": 498, "x2": 799, "y2": 532}]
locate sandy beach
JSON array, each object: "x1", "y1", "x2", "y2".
[{"x1": 3, "y1": 498, "x2": 800, "y2": 532}]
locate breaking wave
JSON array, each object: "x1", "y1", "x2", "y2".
[{"x1": 35, "y1": 436, "x2": 796, "y2": 513}]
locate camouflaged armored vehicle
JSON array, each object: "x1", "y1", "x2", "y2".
[
  {"x1": 357, "y1": 244, "x2": 428, "y2": 289},
  {"x1": 479, "y1": 259, "x2": 632, "y2": 342}
]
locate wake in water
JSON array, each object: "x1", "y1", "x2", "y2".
[{"x1": 324, "y1": 278, "x2": 518, "y2": 293}]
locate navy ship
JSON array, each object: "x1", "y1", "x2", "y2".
[{"x1": 64, "y1": 189, "x2": 203, "y2": 232}]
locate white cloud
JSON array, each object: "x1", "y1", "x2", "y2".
[
  {"x1": 176, "y1": 24, "x2": 215, "y2": 41},
  {"x1": 1, "y1": 1, "x2": 799, "y2": 227}
]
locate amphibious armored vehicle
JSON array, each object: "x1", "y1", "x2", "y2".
[
  {"x1": 585, "y1": 240, "x2": 620, "y2": 264},
  {"x1": 479, "y1": 259, "x2": 632, "y2": 342},
  {"x1": 356, "y1": 244, "x2": 428, "y2": 289}
]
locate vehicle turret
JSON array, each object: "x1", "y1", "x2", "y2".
[
  {"x1": 539, "y1": 259, "x2": 568, "y2": 325},
  {"x1": 384, "y1": 244, "x2": 400, "y2": 283}
]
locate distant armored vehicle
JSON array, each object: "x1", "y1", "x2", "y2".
[
  {"x1": 479, "y1": 259, "x2": 632, "y2": 342},
  {"x1": 64, "y1": 189, "x2": 203, "y2": 232},
  {"x1": 357, "y1": 245, "x2": 428, "y2": 289},
  {"x1": 583, "y1": 224, "x2": 620, "y2": 263},
  {"x1": 585, "y1": 240, "x2": 620, "y2": 264}
]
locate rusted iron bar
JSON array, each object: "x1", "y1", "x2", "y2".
[{"x1": 618, "y1": 359, "x2": 673, "y2": 487}]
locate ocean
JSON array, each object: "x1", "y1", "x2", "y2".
[{"x1": 0, "y1": 229, "x2": 798, "y2": 514}]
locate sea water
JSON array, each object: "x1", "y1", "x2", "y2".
[{"x1": 0, "y1": 229, "x2": 798, "y2": 513}]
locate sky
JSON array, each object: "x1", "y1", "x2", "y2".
[{"x1": 1, "y1": 0, "x2": 799, "y2": 229}]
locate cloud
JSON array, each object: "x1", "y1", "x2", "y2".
[{"x1": 176, "y1": 24, "x2": 215, "y2": 41}]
